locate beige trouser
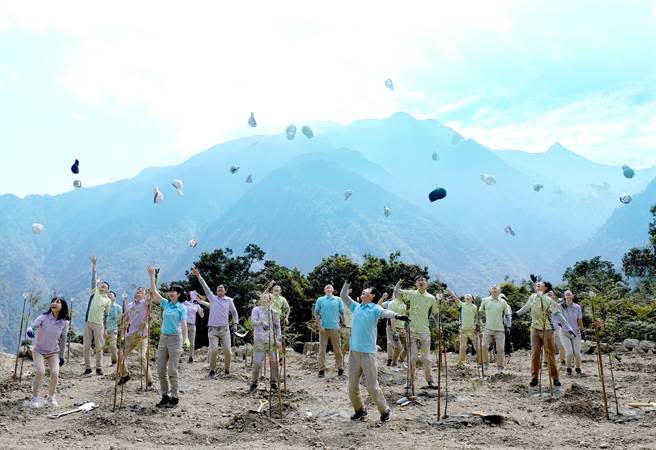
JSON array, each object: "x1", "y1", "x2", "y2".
[
  {"x1": 119, "y1": 334, "x2": 153, "y2": 384},
  {"x1": 458, "y1": 329, "x2": 479, "y2": 362},
  {"x1": 186, "y1": 324, "x2": 196, "y2": 359},
  {"x1": 251, "y1": 338, "x2": 279, "y2": 384},
  {"x1": 318, "y1": 328, "x2": 343, "y2": 371},
  {"x1": 410, "y1": 333, "x2": 432, "y2": 383},
  {"x1": 482, "y1": 330, "x2": 505, "y2": 368},
  {"x1": 32, "y1": 352, "x2": 59, "y2": 398},
  {"x1": 559, "y1": 333, "x2": 582, "y2": 369},
  {"x1": 556, "y1": 333, "x2": 567, "y2": 364},
  {"x1": 83, "y1": 322, "x2": 105, "y2": 369},
  {"x1": 105, "y1": 329, "x2": 119, "y2": 364},
  {"x1": 348, "y1": 352, "x2": 389, "y2": 414},
  {"x1": 386, "y1": 326, "x2": 408, "y2": 364},
  {"x1": 208, "y1": 326, "x2": 231, "y2": 371},
  {"x1": 341, "y1": 327, "x2": 351, "y2": 353},
  {"x1": 157, "y1": 334, "x2": 182, "y2": 398},
  {"x1": 531, "y1": 328, "x2": 558, "y2": 379}
]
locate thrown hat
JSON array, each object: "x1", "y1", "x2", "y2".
[
  {"x1": 384, "y1": 78, "x2": 394, "y2": 91},
  {"x1": 171, "y1": 179, "x2": 184, "y2": 196},
  {"x1": 246, "y1": 174, "x2": 253, "y2": 183},
  {"x1": 619, "y1": 193, "x2": 632, "y2": 204},
  {"x1": 230, "y1": 165, "x2": 240, "y2": 174},
  {"x1": 73, "y1": 179, "x2": 82, "y2": 188},
  {"x1": 301, "y1": 125, "x2": 314, "y2": 139},
  {"x1": 188, "y1": 239, "x2": 199, "y2": 248},
  {"x1": 384, "y1": 206, "x2": 391, "y2": 217},
  {"x1": 153, "y1": 186, "x2": 164, "y2": 204},
  {"x1": 248, "y1": 112, "x2": 257, "y2": 128},
  {"x1": 480, "y1": 174, "x2": 496, "y2": 186},
  {"x1": 432, "y1": 151, "x2": 439, "y2": 161},
  {"x1": 532, "y1": 183, "x2": 544, "y2": 192},
  {"x1": 504, "y1": 225, "x2": 516, "y2": 237},
  {"x1": 32, "y1": 223, "x2": 44, "y2": 234},
  {"x1": 622, "y1": 165, "x2": 635, "y2": 179},
  {"x1": 286, "y1": 124, "x2": 297, "y2": 140},
  {"x1": 428, "y1": 187, "x2": 447, "y2": 202},
  {"x1": 71, "y1": 159, "x2": 80, "y2": 174},
  {"x1": 344, "y1": 190, "x2": 352, "y2": 201}
]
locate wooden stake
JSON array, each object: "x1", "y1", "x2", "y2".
[
  {"x1": 13, "y1": 294, "x2": 28, "y2": 382},
  {"x1": 590, "y1": 293, "x2": 610, "y2": 419}
]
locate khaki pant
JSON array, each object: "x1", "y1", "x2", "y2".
[
  {"x1": 157, "y1": 334, "x2": 182, "y2": 398},
  {"x1": 83, "y1": 322, "x2": 104, "y2": 369},
  {"x1": 318, "y1": 328, "x2": 343, "y2": 371},
  {"x1": 251, "y1": 338, "x2": 279, "y2": 384},
  {"x1": 458, "y1": 329, "x2": 479, "y2": 363},
  {"x1": 186, "y1": 324, "x2": 196, "y2": 359},
  {"x1": 410, "y1": 333, "x2": 432, "y2": 383},
  {"x1": 482, "y1": 330, "x2": 505, "y2": 368},
  {"x1": 32, "y1": 352, "x2": 59, "y2": 398},
  {"x1": 208, "y1": 326, "x2": 232, "y2": 372},
  {"x1": 119, "y1": 334, "x2": 153, "y2": 384},
  {"x1": 386, "y1": 325, "x2": 407, "y2": 364},
  {"x1": 559, "y1": 333, "x2": 582, "y2": 369},
  {"x1": 556, "y1": 333, "x2": 567, "y2": 364},
  {"x1": 105, "y1": 329, "x2": 119, "y2": 364},
  {"x1": 341, "y1": 327, "x2": 351, "y2": 353},
  {"x1": 348, "y1": 351, "x2": 389, "y2": 415},
  {"x1": 531, "y1": 328, "x2": 558, "y2": 379}
]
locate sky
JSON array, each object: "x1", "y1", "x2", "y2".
[{"x1": 1, "y1": 0, "x2": 655, "y2": 197}]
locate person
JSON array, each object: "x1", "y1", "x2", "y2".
[
  {"x1": 393, "y1": 276, "x2": 439, "y2": 389},
  {"x1": 547, "y1": 291, "x2": 567, "y2": 366},
  {"x1": 147, "y1": 264, "x2": 190, "y2": 408},
  {"x1": 105, "y1": 291, "x2": 123, "y2": 366},
  {"x1": 380, "y1": 292, "x2": 407, "y2": 367},
  {"x1": 249, "y1": 282, "x2": 281, "y2": 392},
  {"x1": 314, "y1": 284, "x2": 345, "y2": 378},
  {"x1": 503, "y1": 298, "x2": 513, "y2": 357},
  {"x1": 83, "y1": 255, "x2": 112, "y2": 376},
  {"x1": 555, "y1": 290, "x2": 584, "y2": 375},
  {"x1": 340, "y1": 281, "x2": 410, "y2": 422},
  {"x1": 192, "y1": 268, "x2": 239, "y2": 378},
  {"x1": 270, "y1": 285, "x2": 290, "y2": 326},
  {"x1": 27, "y1": 297, "x2": 69, "y2": 408},
  {"x1": 515, "y1": 281, "x2": 576, "y2": 387},
  {"x1": 341, "y1": 298, "x2": 353, "y2": 354},
  {"x1": 448, "y1": 291, "x2": 479, "y2": 366},
  {"x1": 479, "y1": 285, "x2": 511, "y2": 374},
  {"x1": 182, "y1": 291, "x2": 204, "y2": 363},
  {"x1": 117, "y1": 287, "x2": 153, "y2": 387}
]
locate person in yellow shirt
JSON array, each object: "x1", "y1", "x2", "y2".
[
  {"x1": 380, "y1": 292, "x2": 408, "y2": 367},
  {"x1": 448, "y1": 291, "x2": 479, "y2": 366},
  {"x1": 393, "y1": 276, "x2": 439, "y2": 389},
  {"x1": 83, "y1": 255, "x2": 112, "y2": 376},
  {"x1": 479, "y1": 285, "x2": 511, "y2": 374}
]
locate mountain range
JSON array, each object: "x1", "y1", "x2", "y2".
[{"x1": 0, "y1": 112, "x2": 653, "y2": 351}]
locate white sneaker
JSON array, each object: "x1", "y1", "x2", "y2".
[
  {"x1": 29, "y1": 396, "x2": 43, "y2": 409},
  {"x1": 402, "y1": 362, "x2": 408, "y2": 369},
  {"x1": 496, "y1": 368, "x2": 504, "y2": 375},
  {"x1": 47, "y1": 396, "x2": 59, "y2": 408}
]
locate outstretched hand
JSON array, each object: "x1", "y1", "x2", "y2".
[
  {"x1": 191, "y1": 267, "x2": 200, "y2": 278},
  {"x1": 147, "y1": 264, "x2": 155, "y2": 276},
  {"x1": 396, "y1": 315, "x2": 410, "y2": 323},
  {"x1": 91, "y1": 255, "x2": 97, "y2": 265}
]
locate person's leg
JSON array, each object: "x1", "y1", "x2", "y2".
[
  {"x1": 45, "y1": 354, "x2": 60, "y2": 398},
  {"x1": 120, "y1": 335, "x2": 136, "y2": 378},
  {"x1": 318, "y1": 330, "x2": 328, "y2": 371},
  {"x1": 157, "y1": 336, "x2": 170, "y2": 396},
  {"x1": 167, "y1": 334, "x2": 182, "y2": 398},
  {"x1": 329, "y1": 329, "x2": 344, "y2": 370},
  {"x1": 108, "y1": 330, "x2": 118, "y2": 364},
  {"x1": 530, "y1": 328, "x2": 542, "y2": 379},
  {"x1": 341, "y1": 327, "x2": 350, "y2": 354},
  {"x1": 252, "y1": 350, "x2": 264, "y2": 384},
  {"x1": 269, "y1": 347, "x2": 279, "y2": 384},
  {"x1": 32, "y1": 352, "x2": 46, "y2": 397},
  {"x1": 90, "y1": 323, "x2": 105, "y2": 370},
  {"x1": 399, "y1": 333, "x2": 408, "y2": 363},
  {"x1": 560, "y1": 334, "x2": 574, "y2": 369},
  {"x1": 83, "y1": 323, "x2": 92, "y2": 369},
  {"x1": 458, "y1": 330, "x2": 467, "y2": 363},
  {"x1": 392, "y1": 331, "x2": 403, "y2": 365},
  {"x1": 544, "y1": 330, "x2": 559, "y2": 379},
  {"x1": 557, "y1": 334, "x2": 566, "y2": 365},
  {"x1": 141, "y1": 336, "x2": 153, "y2": 384},
  {"x1": 419, "y1": 334, "x2": 432, "y2": 383},
  {"x1": 572, "y1": 335, "x2": 582, "y2": 369},
  {"x1": 482, "y1": 331, "x2": 493, "y2": 366},
  {"x1": 410, "y1": 336, "x2": 419, "y2": 381},
  {"x1": 386, "y1": 326, "x2": 394, "y2": 362},
  {"x1": 495, "y1": 331, "x2": 505, "y2": 368},
  {"x1": 208, "y1": 327, "x2": 219, "y2": 371},
  {"x1": 362, "y1": 352, "x2": 390, "y2": 415},
  {"x1": 220, "y1": 327, "x2": 232, "y2": 372},
  {"x1": 347, "y1": 352, "x2": 364, "y2": 412}
]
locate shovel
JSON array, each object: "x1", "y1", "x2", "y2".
[
  {"x1": 471, "y1": 410, "x2": 506, "y2": 425},
  {"x1": 628, "y1": 402, "x2": 656, "y2": 409},
  {"x1": 48, "y1": 401, "x2": 96, "y2": 419},
  {"x1": 248, "y1": 399, "x2": 268, "y2": 413}
]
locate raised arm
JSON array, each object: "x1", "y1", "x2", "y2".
[
  {"x1": 377, "y1": 291, "x2": 389, "y2": 306},
  {"x1": 191, "y1": 267, "x2": 215, "y2": 301},
  {"x1": 392, "y1": 279, "x2": 403, "y2": 300},
  {"x1": 147, "y1": 264, "x2": 164, "y2": 303},
  {"x1": 339, "y1": 281, "x2": 354, "y2": 310},
  {"x1": 447, "y1": 288, "x2": 461, "y2": 308},
  {"x1": 91, "y1": 255, "x2": 97, "y2": 290},
  {"x1": 515, "y1": 297, "x2": 531, "y2": 317}
]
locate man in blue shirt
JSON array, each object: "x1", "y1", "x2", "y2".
[
  {"x1": 314, "y1": 285, "x2": 345, "y2": 378},
  {"x1": 340, "y1": 281, "x2": 409, "y2": 423}
]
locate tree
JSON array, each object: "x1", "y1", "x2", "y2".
[
  {"x1": 562, "y1": 256, "x2": 623, "y2": 295},
  {"x1": 623, "y1": 205, "x2": 656, "y2": 280}
]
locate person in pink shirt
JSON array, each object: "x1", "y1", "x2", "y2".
[
  {"x1": 183, "y1": 291, "x2": 204, "y2": 363},
  {"x1": 27, "y1": 297, "x2": 69, "y2": 409}
]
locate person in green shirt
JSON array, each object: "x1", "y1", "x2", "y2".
[
  {"x1": 393, "y1": 276, "x2": 439, "y2": 389},
  {"x1": 449, "y1": 291, "x2": 479, "y2": 365},
  {"x1": 515, "y1": 281, "x2": 575, "y2": 387},
  {"x1": 270, "y1": 286, "x2": 290, "y2": 325},
  {"x1": 380, "y1": 292, "x2": 407, "y2": 367},
  {"x1": 479, "y1": 285, "x2": 510, "y2": 374},
  {"x1": 83, "y1": 255, "x2": 112, "y2": 376}
]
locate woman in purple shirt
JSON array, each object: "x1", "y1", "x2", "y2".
[
  {"x1": 27, "y1": 297, "x2": 69, "y2": 408},
  {"x1": 556, "y1": 290, "x2": 584, "y2": 375}
]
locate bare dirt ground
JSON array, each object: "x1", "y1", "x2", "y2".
[{"x1": 1, "y1": 343, "x2": 655, "y2": 450}]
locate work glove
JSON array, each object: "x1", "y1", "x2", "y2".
[
  {"x1": 59, "y1": 357, "x2": 65, "y2": 367},
  {"x1": 262, "y1": 322, "x2": 270, "y2": 331},
  {"x1": 231, "y1": 324, "x2": 238, "y2": 335},
  {"x1": 504, "y1": 327, "x2": 511, "y2": 338},
  {"x1": 567, "y1": 329, "x2": 576, "y2": 338},
  {"x1": 183, "y1": 338, "x2": 191, "y2": 351},
  {"x1": 511, "y1": 312, "x2": 518, "y2": 320},
  {"x1": 26, "y1": 327, "x2": 35, "y2": 339},
  {"x1": 396, "y1": 315, "x2": 410, "y2": 323},
  {"x1": 393, "y1": 333, "x2": 400, "y2": 343}
]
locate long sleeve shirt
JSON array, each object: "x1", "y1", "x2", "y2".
[
  {"x1": 479, "y1": 296, "x2": 509, "y2": 332},
  {"x1": 126, "y1": 299, "x2": 149, "y2": 337},
  {"x1": 198, "y1": 276, "x2": 238, "y2": 327},
  {"x1": 517, "y1": 293, "x2": 574, "y2": 333},
  {"x1": 393, "y1": 285, "x2": 438, "y2": 335},
  {"x1": 32, "y1": 313, "x2": 69, "y2": 358},
  {"x1": 251, "y1": 306, "x2": 281, "y2": 343}
]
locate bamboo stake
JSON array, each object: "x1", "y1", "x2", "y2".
[
  {"x1": 436, "y1": 294, "x2": 442, "y2": 420},
  {"x1": 119, "y1": 293, "x2": 129, "y2": 407},
  {"x1": 539, "y1": 294, "x2": 553, "y2": 397},
  {"x1": 477, "y1": 299, "x2": 485, "y2": 379},
  {"x1": 405, "y1": 321, "x2": 414, "y2": 397},
  {"x1": 67, "y1": 299, "x2": 73, "y2": 363},
  {"x1": 144, "y1": 269, "x2": 158, "y2": 391},
  {"x1": 608, "y1": 353, "x2": 620, "y2": 416},
  {"x1": 590, "y1": 291, "x2": 610, "y2": 419},
  {"x1": 13, "y1": 293, "x2": 28, "y2": 381},
  {"x1": 19, "y1": 297, "x2": 34, "y2": 383},
  {"x1": 442, "y1": 346, "x2": 449, "y2": 419},
  {"x1": 270, "y1": 305, "x2": 283, "y2": 418}
]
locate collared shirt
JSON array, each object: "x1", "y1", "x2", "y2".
[
  {"x1": 479, "y1": 296, "x2": 509, "y2": 332},
  {"x1": 85, "y1": 287, "x2": 111, "y2": 326},
  {"x1": 32, "y1": 313, "x2": 69, "y2": 357},
  {"x1": 350, "y1": 301, "x2": 396, "y2": 353},
  {"x1": 271, "y1": 294, "x2": 290, "y2": 319},
  {"x1": 383, "y1": 299, "x2": 407, "y2": 330},
  {"x1": 314, "y1": 295, "x2": 344, "y2": 330},
  {"x1": 458, "y1": 301, "x2": 478, "y2": 331},
  {"x1": 106, "y1": 303, "x2": 123, "y2": 332},
  {"x1": 556, "y1": 302, "x2": 583, "y2": 336},
  {"x1": 183, "y1": 301, "x2": 202, "y2": 325},
  {"x1": 126, "y1": 299, "x2": 148, "y2": 337},
  {"x1": 160, "y1": 299, "x2": 187, "y2": 335},
  {"x1": 520, "y1": 293, "x2": 559, "y2": 331},
  {"x1": 397, "y1": 289, "x2": 438, "y2": 335},
  {"x1": 206, "y1": 294, "x2": 238, "y2": 327},
  {"x1": 251, "y1": 306, "x2": 281, "y2": 343}
]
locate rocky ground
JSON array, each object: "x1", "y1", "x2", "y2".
[{"x1": 1, "y1": 343, "x2": 655, "y2": 449}]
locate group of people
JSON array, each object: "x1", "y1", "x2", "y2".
[{"x1": 25, "y1": 260, "x2": 590, "y2": 423}]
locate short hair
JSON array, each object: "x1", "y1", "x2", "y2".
[
  {"x1": 99, "y1": 281, "x2": 110, "y2": 288},
  {"x1": 108, "y1": 291, "x2": 117, "y2": 297},
  {"x1": 169, "y1": 285, "x2": 187, "y2": 301},
  {"x1": 543, "y1": 281, "x2": 553, "y2": 292},
  {"x1": 415, "y1": 275, "x2": 427, "y2": 282}
]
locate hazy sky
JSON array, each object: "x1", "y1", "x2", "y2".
[{"x1": 1, "y1": 0, "x2": 655, "y2": 197}]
